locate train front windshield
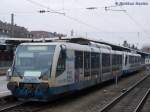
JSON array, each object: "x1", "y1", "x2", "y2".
[{"x1": 13, "y1": 45, "x2": 56, "y2": 78}]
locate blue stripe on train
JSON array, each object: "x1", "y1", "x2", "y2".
[
  {"x1": 47, "y1": 79, "x2": 98, "y2": 95},
  {"x1": 13, "y1": 79, "x2": 99, "y2": 101}
]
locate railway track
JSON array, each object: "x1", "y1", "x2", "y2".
[
  {"x1": 0, "y1": 101, "x2": 26, "y2": 112},
  {"x1": 0, "y1": 95, "x2": 14, "y2": 105},
  {"x1": 0, "y1": 70, "x2": 149, "y2": 112},
  {"x1": 100, "y1": 74, "x2": 150, "y2": 112},
  {"x1": 0, "y1": 95, "x2": 23, "y2": 111},
  {"x1": 0, "y1": 101, "x2": 48, "y2": 112},
  {"x1": 0, "y1": 95, "x2": 49, "y2": 112},
  {"x1": 133, "y1": 88, "x2": 150, "y2": 112},
  {"x1": 141, "y1": 93, "x2": 150, "y2": 112}
]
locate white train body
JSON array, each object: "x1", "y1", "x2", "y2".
[{"x1": 7, "y1": 42, "x2": 142, "y2": 101}]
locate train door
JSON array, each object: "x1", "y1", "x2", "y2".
[
  {"x1": 66, "y1": 49, "x2": 75, "y2": 84},
  {"x1": 101, "y1": 53, "x2": 112, "y2": 82},
  {"x1": 84, "y1": 51, "x2": 91, "y2": 81},
  {"x1": 99, "y1": 50, "x2": 102, "y2": 83},
  {"x1": 91, "y1": 52, "x2": 100, "y2": 82},
  {"x1": 55, "y1": 48, "x2": 74, "y2": 86},
  {"x1": 55, "y1": 48, "x2": 67, "y2": 86},
  {"x1": 75, "y1": 51, "x2": 84, "y2": 83},
  {"x1": 125, "y1": 55, "x2": 128, "y2": 66}
]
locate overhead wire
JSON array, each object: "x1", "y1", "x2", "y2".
[
  {"x1": 124, "y1": 11, "x2": 149, "y2": 33},
  {"x1": 25, "y1": 0, "x2": 49, "y2": 9},
  {"x1": 90, "y1": 0, "x2": 150, "y2": 45},
  {"x1": 25, "y1": 0, "x2": 64, "y2": 13},
  {"x1": 23, "y1": 0, "x2": 150, "y2": 39},
  {"x1": 25, "y1": 0, "x2": 104, "y2": 36},
  {"x1": 113, "y1": 0, "x2": 150, "y2": 37},
  {"x1": 25, "y1": 0, "x2": 138, "y2": 38},
  {"x1": 64, "y1": 15, "x2": 103, "y2": 32},
  {"x1": 109, "y1": 0, "x2": 150, "y2": 48},
  {"x1": 122, "y1": 10, "x2": 150, "y2": 45}
]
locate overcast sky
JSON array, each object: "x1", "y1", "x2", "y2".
[{"x1": 0, "y1": 0, "x2": 150, "y2": 48}]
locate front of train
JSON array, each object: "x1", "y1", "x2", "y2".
[{"x1": 7, "y1": 43, "x2": 56, "y2": 101}]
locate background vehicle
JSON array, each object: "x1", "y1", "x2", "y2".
[{"x1": 123, "y1": 52, "x2": 141, "y2": 74}]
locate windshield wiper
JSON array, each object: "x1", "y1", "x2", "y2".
[
  {"x1": 13, "y1": 67, "x2": 23, "y2": 79},
  {"x1": 39, "y1": 68, "x2": 50, "y2": 79},
  {"x1": 39, "y1": 71, "x2": 48, "y2": 79}
]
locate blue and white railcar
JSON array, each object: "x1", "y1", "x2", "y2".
[
  {"x1": 7, "y1": 42, "x2": 113, "y2": 101},
  {"x1": 7, "y1": 41, "x2": 140, "y2": 101}
]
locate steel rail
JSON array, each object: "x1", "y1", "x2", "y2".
[
  {"x1": 0, "y1": 95, "x2": 12, "y2": 99},
  {"x1": 0, "y1": 101, "x2": 27, "y2": 112},
  {"x1": 0, "y1": 101, "x2": 49, "y2": 112},
  {"x1": 99, "y1": 74, "x2": 150, "y2": 112},
  {"x1": 133, "y1": 88, "x2": 150, "y2": 112},
  {"x1": 0, "y1": 95, "x2": 15, "y2": 104}
]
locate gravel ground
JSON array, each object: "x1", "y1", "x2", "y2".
[{"x1": 39, "y1": 70, "x2": 149, "y2": 112}]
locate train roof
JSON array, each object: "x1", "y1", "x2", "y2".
[
  {"x1": 20, "y1": 41, "x2": 111, "y2": 48},
  {"x1": 2, "y1": 36, "x2": 150, "y2": 56},
  {"x1": 58, "y1": 37, "x2": 130, "y2": 51},
  {"x1": 124, "y1": 52, "x2": 141, "y2": 56},
  {"x1": 19, "y1": 41, "x2": 112, "y2": 53}
]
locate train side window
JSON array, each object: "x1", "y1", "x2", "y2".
[
  {"x1": 112, "y1": 54, "x2": 119, "y2": 65},
  {"x1": 112, "y1": 54, "x2": 122, "y2": 71},
  {"x1": 112, "y1": 54, "x2": 115, "y2": 65},
  {"x1": 129, "y1": 56, "x2": 132, "y2": 64},
  {"x1": 125, "y1": 56, "x2": 128, "y2": 65},
  {"x1": 102, "y1": 53, "x2": 110, "y2": 66},
  {"x1": 56, "y1": 50, "x2": 66, "y2": 77},
  {"x1": 135, "y1": 57, "x2": 137, "y2": 63},
  {"x1": 118, "y1": 55, "x2": 120, "y2": 65},
  {"x1": 102, "y1": 53, "x2": 110, "y2": 73},
  {"x1": 91, "y1": 52, "x2": 100, "y2": 75},
  {"x1": 120, "y1": 55, "x2": 122, "y2": 65},
  {"x1": 132, "y1": 56, "x2": 134, "y2": 64},
  {"x1": 137, "y1": 57, "x2": 139, "y2": 63},
  {"x1": 84, "y1": 52, "x2": 90, "y2": 77},
  {"x1": 75, "y1": 51, "x2": 83, "y2": 69},
  {"x1": 133, "y1": 56, "x2": 135, "y2": 63}
]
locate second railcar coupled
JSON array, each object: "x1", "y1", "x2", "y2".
[{"x1": 7, "y1": 41, "x2": 142, "y2": 101}]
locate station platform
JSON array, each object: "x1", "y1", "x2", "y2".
[
  {"x1": 0, "y1": 67, "x2": 9, "y2": 75},
  {"x1": 0, "y1": 76, "x2": 11, "y2": 97}
]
